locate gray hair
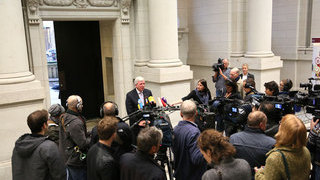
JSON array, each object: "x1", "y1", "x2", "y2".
[
  {"x1": 137, "y1": 127, "x2": 163, "y2": 153},
  {"x1": 66, "y1": 95, "x2": 82, "y2": 108},
  {"x1": 134, "y1": 76, "x2": 145, "y2": 85},
  {"x1": 231, "y1": 67, "x2": 240, "y2": 75},
  {"x1": 181, "y1": 100, "x2": 197, "y2": 119}
]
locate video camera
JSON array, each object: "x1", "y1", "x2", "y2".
[
  {"x1": 294, "y1": 78, "x2": 320, "y2": 119},
  {"x1": 211, "y1": 98, "x2": 252, "y2": 127},
  {"x1": 196, "y1": 104, "x2": 216, "y2": 131},
  {"x1": 212, "y1": 58, "x2": 225, "y2": 72}
]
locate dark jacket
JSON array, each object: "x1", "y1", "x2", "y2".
[
  {"x1": 12, "y1": 134, "x2": 66, "y2": 180},
  {"x1": 119, "y1": 150, "x2": 167, "y2": 180},
  {"x1": 45, "y1": 119, "x2": 59, "y2": 145},
  {"x1": 202, "y1": 157, "x2": 251, "y2": 180},
  {"x1": 229, "y1": 126, "x2": 276, "y2": 175},
  {"x1": 87, "y1": 142, "x2": 119, "y2": 180},
  {"x1": 240, "y1": 73, "x2": 255, "y2": 80},
  {"x1": 182, "y1": 89, "x2": 212, "y2": 105},
  {"x1": 125, "y1": 88, "x2": 152, "y2": 125},
  {"x1": 173, "y1": 120, "x2": 207, "y2": 180},
  {"x1": 59, "y1": 109, "x2": 90, "y2": 167},
  {"x1": 307, "y1": 124, "x2": 320, "y2": 164}
]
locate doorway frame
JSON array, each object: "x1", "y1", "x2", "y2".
[{"x1": 25, "y1": 1, "x2": 133, "y2": 116}]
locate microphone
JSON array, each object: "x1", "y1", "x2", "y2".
[
  {"x1": 148, "y1": 96, "x2": 156, "y2": 107},
  {"x1": 137, "y1": 99, "x2": 144, "y2": 110}
]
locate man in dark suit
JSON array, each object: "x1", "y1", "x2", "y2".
[
  {"x1": 125, "y1": 76, "x2": 153, "y2": 126},
  {"x1": 239, "y1": 63, "x2": 254, "y2": 80}
]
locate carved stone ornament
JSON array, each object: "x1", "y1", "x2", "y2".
[
  {"x1": 120, "y1": 0, "x2": 131, "y2": 24},
  {"x1": 27, "y1": 0, "x2": 43, "y2": 25},
  {"x1": 87, "y1": 0, "x2": 117, "y2": 7},
  {"x1": 43, "y1": 0, "x2": 74, "y2": 6},
  {"x1": 73, "y1": 0, "x2": 89, "y2": 8}
]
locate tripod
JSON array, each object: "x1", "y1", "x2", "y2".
[{"x1": 155, "y1": 146, "x2": 174, "y2": 180}]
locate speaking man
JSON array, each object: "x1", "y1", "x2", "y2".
[{"x1": 125, "y1": 76, "x2": 153, "y2": 126}]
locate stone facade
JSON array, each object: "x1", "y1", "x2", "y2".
[{"x1": 1, "y1": 0, "x2": 320, "y2": 179}]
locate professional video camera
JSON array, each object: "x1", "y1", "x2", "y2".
[
  {"x1": 196, "y1": 104, "x2": 216, "y2": 131},
  {"x1": 212, "y1": 58, "x2": 225, "y2": 72},
  {"x1": 210, "y1": 98, "x2": 252, "y2": 135},
  {"x1": 294, "y1": 78, "x2": 320, "y2": 119}
]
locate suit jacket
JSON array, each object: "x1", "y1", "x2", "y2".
[
  {"x1": 240, "y1": 73, "x2": 254, "y2": 80},
  {"x1": 125, "y1": 88, "x2": 152, "y2": 125}
]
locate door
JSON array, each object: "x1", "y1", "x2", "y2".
[{"x1": 54, "y1": 21, "x2": 104, "y2": 119}]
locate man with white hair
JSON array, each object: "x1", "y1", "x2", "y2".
[
  {"x1": 172, "y1": 100, "x2": 207, "y2": 180},
  {"x1": 125, "y1": 76, "x2": 153, "y2": 126},
  {"x1": 226, "y1": 67, "x2": 244, "y2": 98}
]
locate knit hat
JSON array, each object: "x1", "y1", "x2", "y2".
[{"x1": 48, "y1": 104, "x2": 65, "y2": 117}]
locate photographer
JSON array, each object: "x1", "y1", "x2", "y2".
[
  {"x1": 243, "y1": 78, "x2": 256, "y2": 102},
  {"x1": 279, "y1": 79, "x2": 293, "y2": 97},
  {"x1": 264, "y1": 81, "x2": 279, "y2": 96},
  {"x1": 307, "y1": 118, "x2": 320, "y2": 180},
  {"x1": 212, "y1": 58, "x2": 230, "y2": 97},
  {"x1": 259, "y1": 102, "x2": 282, "y2": 138},
  {"x1": 225, "y1": 79, "x2": 242, "y2": 100}
]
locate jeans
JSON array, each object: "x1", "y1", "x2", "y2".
[
  {"x1": 311, "y1": 163, "x2": 320, "y2": 180},
  {"x1": 67, "y1": 166, "x2": 87, "y2": 180}
]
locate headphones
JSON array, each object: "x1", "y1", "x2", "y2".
[
  {"x1": 66, "y1": 95, "x2": 83, "y2": 111},
  {"x1": 244, "y1": 82, "x2": 253, "y2": 89},
  {"x1": 99, "y1": 101, "x2": 119, "y2": 118}
]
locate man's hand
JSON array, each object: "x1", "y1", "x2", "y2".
[
  {"x1": 310, "y1": 118, "x2": 319, "y2": 130},
  {"x1": 138, "y1": 120, "x2": 150, "y2": 127}
]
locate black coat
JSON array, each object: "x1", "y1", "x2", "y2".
[
  {"x1": 182, "y1": 90, "x2": 212, "y2": 105},
  {"x1": 12, "y1": 134, "x2": 66, "y2": 180},
  {"x1": 120, "y1": 151, "x2": 167, "y2": 180},
  {"x1": 87, "y1": 142, "x2": 120, "y2": 180},
  {"x1": 125, "y1": 88, "x2": 152, "y2": 125},
  {"x1": 59, "y1": 110, "x2": 90, "y2": 167},
  {"x1": 240, "y1": 73, "x2": 255, "y2": 80}
]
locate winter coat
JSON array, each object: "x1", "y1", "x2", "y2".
[
  {"x1": 87, "y1": 142, "x2": 119, "y2": 180},
  {"x1": 230, "y1": 126, "x2": 276, "y2": 175},
  {"x1": 202, "y1": 157, "x2": 251, "y2": 180},
  {"x1": 255, "y1": 146, "x2": 311, "y2": 180},
  {"x1": 59, "y1": 109, "x2": 90, "y2": 167},
  {"x1": 12, "y1": 134, "x2": 66, "y2": 180},
  {"x1": 173, "y1": 120, "x2": 207, "y2": 180},
  {"x1": 119, "y1": 150, "x2": 166, "y2": 180}
]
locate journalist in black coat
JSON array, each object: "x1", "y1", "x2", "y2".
[{"x1": 125, "y1": 76, "x2": 153, "y2": 125}]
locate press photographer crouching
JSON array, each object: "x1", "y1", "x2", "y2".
[{"x1": 243, "y1": 78, "x2": 257, "y2": 102}]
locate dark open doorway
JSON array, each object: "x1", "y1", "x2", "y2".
[{"x1": 54, "y1": 21, "x2": 104, "y2": 119}]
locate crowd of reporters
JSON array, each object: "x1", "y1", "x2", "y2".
[{"x1": 10, "y1": 63, "x2": 320, "y2": 180}]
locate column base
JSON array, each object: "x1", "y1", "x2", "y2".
[
  {"x1": 244, "y1": 51, "x2": 274, "y2": 58},
  {"x1": 147, "y1": 59, "x2": 183, "y2": 68},
  {"x1": 0, "y1": 79, "x2": 45, "y2": 180},
  {"x1": 134, "y1": 65, "x2": 193, "y2": 126},
  {"x1": 230, "y1": 56, "x2": 283, "y2": 92}
]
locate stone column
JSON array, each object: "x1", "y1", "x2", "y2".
[
  {"x1": 0, "y1": 0, "x2": 44, "y2": 179},
  {"x1": 134, "y1": 0, "x2": 150, "y2": 66},
  {"x1": 231, "y1": 0, "x2": 246, "y2": 57},
  {"x1": 147, "y1": 0, "x2": 183, "y2": 67},
  {"x1": 135, "y1": 0, "x2": 192, "y2": 127},
  {"x1": 232, "y1": 0, "x2": 282, "y2": 92},
  {"x1": 245, "y1": 0, "x2": 274, "y2": 57}
]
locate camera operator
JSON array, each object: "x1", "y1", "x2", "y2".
[
  {"x1": 279, "y1": 79, "x2": 293, "y2": 97},
  {"x1": 307, "y1": 118, "x2": 320, "y2": 180},
  {"x1": 212, "y1": 58, "x2": 230, "y2": 97},
  {"x1": 264, "y1": 81, "x2": 279, "y2": 96},
  {"x1": 259, "y1": 102, "x2": 282, "y2": 138},
  {"x1": 225, "y1": 79, "x2": 242, "y2": 100},
  {"x1": 243, "y1": 78, "x2": 256, "y2": 102}
]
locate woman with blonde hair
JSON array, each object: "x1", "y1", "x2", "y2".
[
  {"x1": 198, "y1": 129, "x2": 251, "y2": 180},
  {"x1": 255, "y1": 114, "x2": 311, "y2": 180}
]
